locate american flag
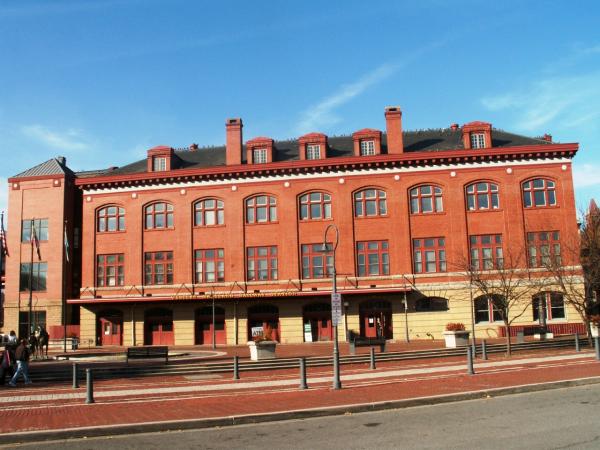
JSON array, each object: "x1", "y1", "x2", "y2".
[{"x1": 0, "y1": 211, "x2": 8, "y2": 257}]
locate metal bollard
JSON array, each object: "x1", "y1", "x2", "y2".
[
  {"x1": 299, "y1": 358, "x2": 308, "y2": 390},
  {"x1": 471, "y1": 340, "x2": 477, "y2": 358},
  {"x1": 595, "y1": 337, "x2": 600, "y2": 361},
  {"x1": 467, "y1": 346, "x2": 475, "y2": 375},
  {"x1": 370, "y1": 347, "x2": 376, "y2": 370},
  {"x1": 85, "y1": 368, "x2": 94, "y2": 404},
  {"x1": 575, "y1": 333, "x2": 580, "y2": 352},
  {"x1": 233, "y1": 355, "x2": 240, "y2": 380},
  {"x1": 481, "y1": 340, "x2": 488, "y2": 361},
  {"x1": 72, "y1": 363, "x2": 79, "y2": 389}
]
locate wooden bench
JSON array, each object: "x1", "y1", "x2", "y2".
[
  {"x1": 126, "y1": 346, "x2": 169, "y2": 363},
  {"x1": 349, "y1": 337, "x2": 386, "y2": 355}
]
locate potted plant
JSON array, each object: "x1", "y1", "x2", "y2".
[
  {"x1": 443, "y1": 323, "x2": 470, "y2": 348},
  {"x1": 589, "y1": 315, "x2": 600, "y2": 338},
  {"x1": 247, "y1": 328, "x2": 277, "y2": 361}
]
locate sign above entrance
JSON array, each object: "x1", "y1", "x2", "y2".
[{"x1": 331, "y1": 293, "x2": 342, "y2": 326}]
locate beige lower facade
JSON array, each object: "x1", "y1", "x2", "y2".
[{"x1": 75, "y1": 284, "x2": 586, "y2": 347}]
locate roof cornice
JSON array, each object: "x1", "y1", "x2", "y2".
[{"x1": 74, "y1": 142, "x2": 578, "y2": 190}]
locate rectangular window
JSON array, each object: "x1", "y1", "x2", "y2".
[
  {"x1": 306, "y1": 144, "x2": 321, "y2": 160},
  {"x1": 194, "y1": 249, "x2": 225, "y2": 283},
  {"x1": 152, "y1": 157, "x2": 167, "y2": 171},
  {"x1": 144, "y1": 251, "x2": 173, "y2": 285},
  {"x1": 21, "y1": 219, "x2": 49, "y2": 242},
  {"x1": 470, "y1": 133, "x2": 485, "y2": 149},
  {"x1": 246, "y1": 246, "x2": 278, "y2": 281},
  {"x1": 253, "y1": 148, "x2": 268, "y2": 164},
  {"x1": 356, "y1": 241, "x2": 389, "y2": 276},
  {"x1": 96, "y1": 254, "x2": 125, "y2": 287},
  {"x1": 301, "y1": 244, "x2": 333, "y2": 279},
  {"x1": 527, "y1": 231, "x2": 560, "y2": 268},
  {"x1": 19, "y1": 262, "x2": 48, "y2": 291},
  {"x1": 413, "y1": 238, "x2": 446, "y2": 273},
  {"x1": 469, "y1": 234, "x2": 503, "y2": 270},
  {"x1": 360, "y1": 140, "x2": 375, "y2": 156}
]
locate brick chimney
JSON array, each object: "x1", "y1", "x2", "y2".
[
  {"x1": 226, "y1": 118, "x2": 243, "y2": 165},
  {"x1": 542, "y1": 133, "x2": 553, "y2": 142},
  {"x1": 385, "y1": 106, "x2": 403, "y2": 155}
]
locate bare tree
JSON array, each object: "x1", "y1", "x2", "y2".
[
  {"x1": 545, "y1": 201, "x2": 600, "y2": 342},
  {"x1": 460, "y1": 248, "x2": 545, "y2": 356}
]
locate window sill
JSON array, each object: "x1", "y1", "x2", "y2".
[
  {"x1": 466, "y1": 208, "x2": 503, "y2": 213},
  {"x1": 245, "y1": 221, "x2": 279, "y2": 226},
  {"x1": 410, "y1": 212, "x2": 446, "y2": 216},
  {"x1": 96, "y1": 230, "x2": 126, "y2": 235},
  {"x1": 144, "y1": 227, "x2": 176, "y2": 232},
  {"x1": 523, "y1": 205, "x2": 560, "y2": 210},
  {"x1": 193, "y1": 224, "x2": 226, "y2": 229},
  {"x1": 354, "y1": 215, "x2": 389, "y2": 220}
]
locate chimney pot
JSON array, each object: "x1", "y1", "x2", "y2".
[
  {"x1": 542, "y1": 133, "x2": 552, "y2": 142},
  {"x1": 450, "y1": 123, "x2": 459, "y2": 131}
]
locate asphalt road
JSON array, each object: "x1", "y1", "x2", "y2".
[{"x1": 6, "y1": 383, "x2": 600, "y2": 449}]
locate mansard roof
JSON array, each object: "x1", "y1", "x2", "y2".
[{"x1": 103, "y1": 128, "x2": 552, "y2": 177}]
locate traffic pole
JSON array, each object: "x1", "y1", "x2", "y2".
[
  {"x1": 85, "y1": 369, "x2": 94, "y2": 404},
  {"x1": 299, "y1": 358, "x2": 308, "y2": 390}
]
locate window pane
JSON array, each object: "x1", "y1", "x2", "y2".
[
  {"x1": 310, "y1": 204, "x2": 322, "y2": 219},
  {"x1": 421, "y1": 197, "x2": 433, "y2": 213},
  {"x1": 534, "y1": 191, "x2": 546, "y2": 206}
]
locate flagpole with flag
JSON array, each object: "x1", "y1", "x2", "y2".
[
  {"x1": 0, "y1": 211, "x2": 8, "y2": 328},
  {"x1": 28, "y1": 219, "x2": 42, "y2": 338}
]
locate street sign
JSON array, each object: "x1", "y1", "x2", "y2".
[{"x1": 331, "y1": 293, "x2": 342, "y2": 326}]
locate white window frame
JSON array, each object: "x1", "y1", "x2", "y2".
[
  {"x1": 470, "y1": 133, "x2": 486, "y2": 149},
  {"x1": 306, "y1": 144, "x2": 321, "y2": 160},
  {"x1": 153, "y1": 157, "x2": 167, "y2": 171},
  {"x1": 360, "y1": 140, "x2": 375, "y2": 156},
  {"x1": 253, "y1": 148, "x2": 268, "y2": 164}
]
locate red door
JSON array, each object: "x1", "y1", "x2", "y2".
[
  {"x1": 99, "y1": 318, "x2": 122, "y2": 346},
  {"x1": 318, "y1": 318, "x2": 332, "y2": 341},
  {"x1": 146, "y1": 320, "x2": 174, "y2": 345},
  {"x1": 197, "y1": 319, "x2": 226, "y2": 345},
  {"x1": 364, "y1": 314, "x2": 378, "y2": 338}
]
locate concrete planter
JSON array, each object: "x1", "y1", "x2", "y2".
[
  {"x1": 591, "y1": 324, "x2": 599, "y2": 338},
  {"x1": 443, "y1": 330, "x2": 470, "y2": 348},
  {"x1": 247, "y1": 340, "x2": 277, "y2": 361}
]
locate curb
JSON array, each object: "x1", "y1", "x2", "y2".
[{"x1": 3, "y1": 375, "x2": 600, "y2": 444}]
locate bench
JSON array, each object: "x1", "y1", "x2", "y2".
[
  {"x1": 349, "y1": 337, "x2": 386, "y2": 355},
  {"x1": 126, "y1": 346, "x2": 169, "y2": 363}
]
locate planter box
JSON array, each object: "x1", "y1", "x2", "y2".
[
  {"x1": 247, "y1": 341, "x2": 277, "y2": 361},
  {"x1": 443, "y1": 331, "x2": 470, "y2": 348},
  {"x1": 534, "y1": 332, "x2": 554, "y2": 340},
  {"x1": 591, "y1": 324, "x2": 599, "y2": 338}
]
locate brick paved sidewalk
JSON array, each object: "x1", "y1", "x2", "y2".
[{"x1": 1, "y1": 347, "x2": 599, "y2": 442}]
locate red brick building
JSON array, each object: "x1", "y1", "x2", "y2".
[{"x1": 3, "y1": 107, "x2": 583, "y2": 346}]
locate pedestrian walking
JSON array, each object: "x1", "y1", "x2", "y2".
[{"x1": 8, "y1": 339, "x2": 32, "y2": 387}]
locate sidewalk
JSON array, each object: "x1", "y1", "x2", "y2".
[{"x1": 1, "y1": 345, "x2": 600, "y2": 443}]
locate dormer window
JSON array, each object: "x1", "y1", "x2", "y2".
[
  {"x1": 306, "y1": 144, "x2": 321, "y2": 160},
  {"x1": 246, "y1": 137, "x2": 274, "y2": 164},
  {"x1": 360, "y1": 140, "x2": 375, "y2": 156},
  {"x1": 253, "y1": 149, "x2": 268, "y2": 164},
  {"x1": 153, "y1": 157, "x2": 167, "y2": 171},
  {"x1": 470, "y1": 133, "x2": 486, "y2": 149}
]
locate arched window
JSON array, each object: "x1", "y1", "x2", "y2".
[
  {"x1": 246, "y1": 195, "x2": 277, "y2": 224},
  {"x1": 97, "y1": 205, "x2": 125, "y2": 232},
  {"x1": 474, "y1": 294, "x2": 504, "y2": 323},
  {"x1": 194, "y1": 198, "x2": 224, "y2": 226},
  {"x1": 523, "y1": 178, "x2": 557, "y2": 208},
  {"x1": 299, "y1": 192, "x2": 332, "y2": 220},
  {"x1": 466, "y1": 182, "x2": 499, "y2": 211},
  {"x1": 144, "y1": 202, "x2": 174, "y2": 230},
  {"x1": 354, "y1": 189, "x2": 387, "y2": 217},
  {"x1": 415, "y1": 297, "x2": 449, "y2": 312},
  {"x1": 410, "y1": 185, "x2": 443, "y2": 214}
]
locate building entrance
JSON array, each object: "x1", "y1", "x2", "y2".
[
  {"x1": 359, "y1": 300, "x2": 392, "y2": 339},
  {"x1": 247, "y1": 304, "x2": 280, "y2": 342},
  {"x1": 195, "y1": 305, "x2": 226, "y2": 345},
  {"x1": 303, "y1": 303, "x2": 332, "y2": 342},
  {"x1": 97, "y1": 309, "x2": 123, "y2": 346},
  {"x1": 144, "y1": 308, "x2": 174, "y2": 345}
]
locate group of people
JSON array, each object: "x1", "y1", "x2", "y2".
[{"x1": 1, "y1": 331, "x2": 33, "y2": 387}]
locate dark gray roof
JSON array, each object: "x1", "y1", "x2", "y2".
[
  {"x1": 13, "y1": 157, "x2": 75, "y2": 178},
  {"x1": 90, "y1": 128, "x2": 555, "y2": 178}
]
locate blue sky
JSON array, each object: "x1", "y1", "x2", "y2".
[{"x1": 1, "y1": 0, "x2": 599, "y2": 221}]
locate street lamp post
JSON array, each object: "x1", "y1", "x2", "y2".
[{"x1": 320, "y1": 224, "x2": 341, "y2": 390}]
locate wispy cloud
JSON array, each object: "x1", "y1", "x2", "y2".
[
  {"x1": 573, "y1": 163, "x2": 600, "y2": 188},
  {"x1": 21, "y1": 125, "x2": 89, "y2": 151},
  {"x1": 481, "y1": 72, "x2": 600, "y2": 133},
  {"x1": 296, "y1": 63, "x2": 399, "y2": 134}
]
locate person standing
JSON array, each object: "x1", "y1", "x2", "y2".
[{"x1": 8, "y1": 339, "x2": 32, "y2": 387}]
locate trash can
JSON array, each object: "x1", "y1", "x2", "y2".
[
  {"x1": 72, "y1": 338, "x2": 79, "y2": 350},
  {"x1": 516, "y1": 330, "x2": 525, "y2": 344}
]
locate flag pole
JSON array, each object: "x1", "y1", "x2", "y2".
[
  {"x1": 63, "y1": 220, "x2": 68, "y2": 353},
  {"x1": 28, "y1": 218, "x2": 34, "y2": 339}
]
